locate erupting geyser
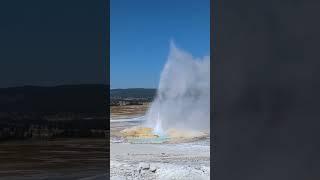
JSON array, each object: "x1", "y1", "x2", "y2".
[
  {"x1": 120, "y1": 41, "x2": 210, "y2": 143},
  {"x1": 154, "y1": 112, "x2": 164, "y2": 136},
  {"x1": 145, "y1": 41, "x2": 210, "y2": 137}
]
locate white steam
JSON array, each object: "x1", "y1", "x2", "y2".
[{"x1": 145, "y1": 41, "x2": 210, "y2": 134}]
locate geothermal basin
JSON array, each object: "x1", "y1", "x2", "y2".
[
  {"x1": 120, "y1": 125, "x2": 208, "y2": 144},
  {"x1": 110, "y1": 116, "x2": 210, "y2": 180}
]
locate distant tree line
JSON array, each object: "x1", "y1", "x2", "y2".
[
  {"x1": 110, "y1": 88, "x2": 156, "y2": 106},
  {"x1": 0, "y1": 113, "x2": 107, "y2": 141},
  {"x1": 110, "y1": 88, "x2": 156, "y2": 99}
]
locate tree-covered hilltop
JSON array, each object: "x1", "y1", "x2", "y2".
[
  {"x1": 0, "y1": 84, "x2": 108, "y2": 113},
  {"x1": 110, "y1": 88, "x2": 156, "y2": 100}
]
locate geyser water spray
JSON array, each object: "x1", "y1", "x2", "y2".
[
  {"x1": 145, "y1": 41, "x2": 210, "y2": 134},
  {"x1": 154, "y1": 111, "x2": 164, "y2": 135}
]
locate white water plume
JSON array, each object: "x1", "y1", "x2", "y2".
[
  {"x1": 145, "y1": 41, "x2": 210, "y2": 134},
  {"x1": 154, "y1": 111, "x2": 164, "y2": 135}
]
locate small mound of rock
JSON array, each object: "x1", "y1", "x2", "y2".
[
  {"x1": 132, "y1": 163, "x2": 158, "y2": 180},
  {"x1": 137, "y1": 163, "x2": 158, "y2": 173},
  {"x1": 138, "y1": 162, "x2": 150, "y2": 170},
  {"x1": 149, "y1": 165, "x2": 157, "y2": 173}
]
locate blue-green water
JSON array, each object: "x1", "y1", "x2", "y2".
[{"x1": 126, "y1": 135, "x2": 170, "y2": 144}]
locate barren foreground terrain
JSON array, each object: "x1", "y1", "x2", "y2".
[
  {"x1": 110, "y1": 105, "x2": 210, "y2": 180},
  {"x1": 0, "y1": 139, "x2": 107, "y2": 180}
]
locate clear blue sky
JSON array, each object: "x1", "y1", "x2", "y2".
[{"x1": 110, "y1": 0, "x2": 210, "y2": 89}]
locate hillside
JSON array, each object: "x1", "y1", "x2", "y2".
[
  {"x1": 0, "y1": 84, "x2": 108, "y2": 113},
  {"x1": 110, "y1": 88, "x2": 156, "y2": 99},
  {"x1": 0, "y1": 84, "x2": 109, "y2": 139}
]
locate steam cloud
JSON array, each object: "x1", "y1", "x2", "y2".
[{"x1": 145, "y1": 41, "x2": 210, "y2": 134}]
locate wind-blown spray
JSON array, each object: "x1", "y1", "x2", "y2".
[{"x1": 145, "y1": 41, "x2": 210, "y2": 135}]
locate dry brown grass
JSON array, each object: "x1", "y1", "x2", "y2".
[{"x1": 110, "y1": 103, "x2": 150, "y2": 119}]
